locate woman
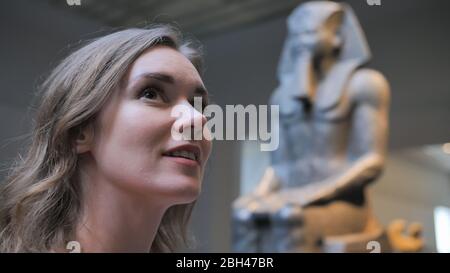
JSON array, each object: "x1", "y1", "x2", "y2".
[{"x1": 0, "y1": 25, "x2": 212, "y2": 252}]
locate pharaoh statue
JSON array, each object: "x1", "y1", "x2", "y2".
[{"x1": 233, "y1": 1, "x2": 392, "y2": 252}]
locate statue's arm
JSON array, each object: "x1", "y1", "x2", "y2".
[{"x1": 305, "y1": 68, "x2": 391, "y2": 205}]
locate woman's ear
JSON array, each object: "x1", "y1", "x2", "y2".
[{"x1": 76, "y1": 124, "x2": 94, "y2": 154}]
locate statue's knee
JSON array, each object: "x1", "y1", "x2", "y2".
[
  {"x1": 232, "y1": 207, "x2": 254, "y2": 224},
  {"x1": 272, "y1": 203, "x2": 304, "y2": 226},
  {"x1": 233, "y1": 207, "x2": 272, "y2": 228}
]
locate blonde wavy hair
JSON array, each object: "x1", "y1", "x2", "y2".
[{"x1": 0, "y1": 25, "x2": 203, "y2": 252}]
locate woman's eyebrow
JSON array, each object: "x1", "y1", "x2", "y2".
[{"x1": 131, "y1": 72, "x2": 175, "y2": 85}]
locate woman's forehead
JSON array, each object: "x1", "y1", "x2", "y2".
[{"x1": 128, "y1": 46, "x2": 202, "y2": 84}]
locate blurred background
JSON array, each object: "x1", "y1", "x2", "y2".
[{"x1": 0, "y1": 0, "x2": 449, "y2": 252}]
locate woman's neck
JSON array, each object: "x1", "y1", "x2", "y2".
[{"x1": 73, "y1": 158, "x2": 167, "y2": 253}]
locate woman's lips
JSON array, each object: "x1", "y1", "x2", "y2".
[
  {"x1": 162, "y1": 144, "x2": 202, "y2": 167},
  {"x1": 162, "y1": 154, "x2": 199, "y2": 167},
  {"x1": 162, "y1": 144, "x2": 202, "y2": 166}
]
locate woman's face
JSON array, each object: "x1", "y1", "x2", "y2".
[{"x1": 86, "y1": 46, "x2": 212, "y2": 206}]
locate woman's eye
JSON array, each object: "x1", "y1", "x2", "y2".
[{"x1": 139, "y1": 87, "x2": 164, "y2": 101}]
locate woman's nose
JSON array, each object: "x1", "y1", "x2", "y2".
[{"x1": 171, "y1": 100, "x2": 208, "y2": 141}]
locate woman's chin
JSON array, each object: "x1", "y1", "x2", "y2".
[
  {"x1": 174, "y1": 180, "x2": 202, "y2": 204},
  {"x1": 158, "y1": 176, "x2": 202, "y2": 204}
]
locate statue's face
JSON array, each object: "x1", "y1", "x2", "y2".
[{"x1": 291, "y1": 12, "x2": 343, "y2": 55}]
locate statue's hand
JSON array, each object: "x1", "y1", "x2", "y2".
[
  {"x1": 233, "y1": 167, "x2": 282, "y2": 210},
  {"x1": 303, "y1": 182, "x2": 338, "y2": 206},
  {"x1": 233, "y1": 193, "x2": 259, "y2": 209},
  {"x1": 233, "y1": 192, "x2": 283, "y2": 217},
  {"x1": 283, "y1": 185, "x2": 313, "y2": 204},
  {"x1": 275, "y1": 181, "x2": 338, "y2": 207},
  {"x1": 253, "y1": 167, "x2": 281, "y2": 196}
]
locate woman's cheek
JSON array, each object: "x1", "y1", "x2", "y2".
[
  {"x1": 117, "y1": 102, "x2": 172, "y2": 146},
  {"x1": 94, "y1": 103, "x2": 172, "y2": 183}
]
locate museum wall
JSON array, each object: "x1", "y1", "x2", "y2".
[{"x1": 0, "y1": 0, "x2": 105, "y2": 176}]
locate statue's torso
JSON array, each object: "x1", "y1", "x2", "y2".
[{"x1": 272, "y1": 83, "x2": 355, "y2": 187}]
